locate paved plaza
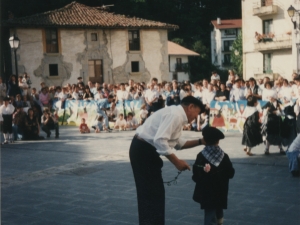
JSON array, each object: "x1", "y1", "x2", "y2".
[{"x1": 1, "y1": 126, "x2": 300, "y2": 225}]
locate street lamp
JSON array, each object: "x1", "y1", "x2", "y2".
[
  {"x1": 287, "y1": 5, "x2": 300, "y2": 30},
  {"x1": 9, "y1": 35, "x2": 20, "y2": 85}
]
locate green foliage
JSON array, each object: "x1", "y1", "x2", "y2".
[
  {"x1": 193, "y1": 40, "x2": 209, "y2": 59},
  {"x1": 231, "y1": 30, "x2": 243, "y2": 76},
  {"x1": 171, "y1": 38, "x2": 185, "y2": 46}
]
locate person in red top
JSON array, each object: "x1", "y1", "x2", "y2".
[{"x1": 79, "y1": 118, "x2": 90, "y2": 133}]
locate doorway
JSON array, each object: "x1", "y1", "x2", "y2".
[{"x1": 88, "y1": 60, "x2": 103, "y2": 83}]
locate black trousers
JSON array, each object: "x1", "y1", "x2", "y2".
[
  {"x1": 3, "y1": 114, "x2": 13, "y2": 134},
  {"x1": 41, "y1": 123, "x2": 59, "y2": 136},
  {"x1": 129, "y1": 136, "x2": 165, "y2": 225}
]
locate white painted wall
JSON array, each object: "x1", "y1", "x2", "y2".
[
  {"x1": 12, "y1": 29, "x2": 44, "y2": 89},
  {"x1": 60, "y1": 29, "x2": 85, "y2": 86},
  {"x1": 242, "y1": 0, "x2": 296, "y2": 80},
  {"x1": 169, "y1": 55, "x2": 189, "y2": 82}
]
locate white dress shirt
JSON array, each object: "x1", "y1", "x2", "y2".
[
  {"x1": 145, "y1": 89, "x2": 159, "y2": 103},
  {"x1": 117, "y1": 90, "x2": 129, "y2": 100},
  {"x1": 136, "y1": 105, "x2": 188, "y2": 156},
  {"x1": 202, "y1": 90, "x2": 215, "y2": 105},
  {"x1": 230, "y1": 87, "x2": 245, "y2": 101}
]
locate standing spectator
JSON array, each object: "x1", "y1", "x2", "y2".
[
  {"x1": 18, "y1": 76, "x2": 28, "y2": 96},
  {"x1": 229, "y1": 79, "x2": 245, "y2": 102},
  {"x1": 94, "y1": 87, "x2": 104, "y2": 100},
  {"x1": 7, "y1": 75, "x2": 21, "y2": 98},
  {"x1": 83, "y1": 86, "x2": 94, "y2": 100},
  {"x1": 192, "y1": 127, "x2": 235, "y2": 225},
  {"x1": 0, "y1": 77, "x2": 7, "y2": 102},
  {"x1": 215, "y1": 83, "x2": 229, "y2": 101},
  {"x1": 211, "y1": 71, "x2": 220, "y2": 81},
  {"x1": 244, "y1": 77, "x2": 262, "y2": 100},
  {"x1": 39, "y1": 87, "x2": 50, "y2": 109},
  {"x1": 202, "y1": 83, "x2": 216, "y2": 107},
  {"x1": 278, "y1": 79, "x2": 292, "y2": 103},
  {"x1": 145, "y1": 83, "x2": 159, "y2": 115},
  {"x1": 116, "y1": 83, "x2": 129, "y2": 102},
  {"x1": 0, "y1": 97, "x2": 15, "y2": 144}
]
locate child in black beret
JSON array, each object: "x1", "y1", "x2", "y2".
[{"x1": 192, "y1": 127, "x2": 235, "y2": 225}]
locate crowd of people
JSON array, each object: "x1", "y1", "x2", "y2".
[{"x1": 0, "y1": 70, "x2": 300, "y2": 175}]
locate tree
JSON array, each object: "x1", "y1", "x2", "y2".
[{"x1": 231, "y1": 30, "x2": 243, "y2": 76}]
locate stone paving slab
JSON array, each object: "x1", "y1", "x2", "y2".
[{"x1": 1, "y1": 126, "x2": 300, "y2": 225}]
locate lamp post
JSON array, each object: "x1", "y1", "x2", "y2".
[{"x1": 8, "y1": 35, "x2": 20, "y2": 86}]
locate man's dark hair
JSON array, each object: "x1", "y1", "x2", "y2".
[
  {"x1": 247, "y1": 96, "x2": 257, "y2": 107},
  {"x1": 234, "y1": 79, "x2": 241, "y2": 84},
  {"x1": 127, "y1": 112, "x2": 133, "y2": 117},
  {"x1": 151, "y1": 77, "x2": 158, "y2": 82},
  {"x1": 108, "y1": 94, "x2": 114, "y2": 99},
  {"x1": 181, "y1": 96, "x2": 205, "y2": 112}
]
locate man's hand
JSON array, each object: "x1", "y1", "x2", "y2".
[{"x1": 165, "y1": 154, "x2": 190, "y2": 171}]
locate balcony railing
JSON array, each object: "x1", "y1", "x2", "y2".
[
  {"x1": 175, "y1": 63, "x2": 189, "y2": 72},
  {"x1": 253, "y1": 0, "x2": 278, "y2": 17},
  {"x1": 253, "y1": 67, "x2": 280, "y2": 80},
  {"x1": 254, "y1": 32, "x2": 292, "y2": 52},
  {"x1": 222, "y1": 62, "x2": 232, "y2": 67}
]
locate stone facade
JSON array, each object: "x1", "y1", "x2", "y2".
[{"x1": 11, "y1": 28, "x2": 169, "y2": 89}]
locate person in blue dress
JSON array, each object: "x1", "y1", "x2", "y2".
[{"x1": 95, "y1": 95, "x2": 114, "y2": 129}]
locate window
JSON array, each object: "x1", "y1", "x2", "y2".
[
  {"x1": 175, "y1": 58, "x2": 183, "y2": 71},
  {"x1": 224, "y1": 29, "x2": 236, "y2": 36},
  {"x1": 128, "y1": 30, "x2": 140, "y2": 51},
  {"x1": 49, "y1": 64, "x2": 58, "y2": 76},
  {"x1": 263, "y1": 20, "x2": 273, "y2": 34},
  {"x1": 91, "y1": 33, "x2": 98, "y2": 41},
  {"x1": 223, "y1": 40, "x2": 234, "y2": 52},
  {"x1": 131, "y1": 61, "x2": 139, "y2": 72},
  {"x1": 45, "y1": 29, "x2": 59, "y2": 53},
  {"x1": 263, "y1": 53, "x2": 272, "y2": 73},
  {"x1": 88, "y1": 60, "x2": 103, "y2": 83},
  {"x1": 223, "y1": 54, "x2": 232, "y2": 65}
]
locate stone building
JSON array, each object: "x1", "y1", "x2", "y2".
[
  {"x1": 5, "y1": 2, "x2": 178, "y2": 88},
  {"x1": 242, "y1": 0, "x2": 298, "y2": 80},
  {"x1": 210, "y1": 18, "x2": 242, "y2": 70}
]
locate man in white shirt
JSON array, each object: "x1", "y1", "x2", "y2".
[
  {"x1": 145, "y1": 83, "x2": 159, "y2": 115},
  {"x1": 88, "y1": 81, "x2": 97, "y2": 95},
  {"x1": 230, "y1": 79, "x2": 246, "y2": 102},
  {"x1": 210, "y1": 71, "x2": 220, "y2": 81},
  {"x1": 126, "y1": 79, "x2": 134, "y2": 92},
  {"x1": 202, "y1": 83, "x2": 215, "y2": 107},
  {"x1": 129, "y1": 96, "x2": 206, "y2": 225},
  {"x1": 116, "y1": 83, "x2": 129, "y2": 101}
]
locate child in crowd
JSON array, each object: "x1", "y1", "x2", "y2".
[
  {"x1": 139, "y1": 104, "x2": 148, "y2": 125},
  {"x1": 192, "y1": 127, "x2": 235, "y2": 225},
  {"x1": 242, "y1": 96, "x2": 263, "y2": 156},
  {"x1": 114, "y1": 113, "x2": 126, "y2": 131},
  {"x1": 126, "y1": 112, "x2": 139, "y2": 130},
  {"x1": 79, "y1": 118, "x2": 90, "y2": 133},
  {"x1": 95, "y1": 116, "x2": 109, "y2": 133}
]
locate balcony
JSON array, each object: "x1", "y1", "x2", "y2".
[
  {"x1": 253, "y1": 0, "x2": 278, "y2": 17},
  {"x1": 175, "y1": 63, "x2": 189, "y2": 72},
  {"x1": 254, "y1": 32, "x2": 292, "y2": 52},
  {"x1": 253, "y1": 68, "x2": 280, "y2": 80}
]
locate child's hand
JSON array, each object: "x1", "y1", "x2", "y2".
[{"x1": 203, "y1": 164, "x2": 211, "y2": 173}]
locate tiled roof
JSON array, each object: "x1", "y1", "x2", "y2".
[
  {"x1": 5, "y1": 1, "x2": 179, "y2": 30},
  {"x1": 211, "y1": 19, "x2": 242, "y2": 29},
  {"x1": 168, "y1": 41, "x2": 200, "y2": 56}
]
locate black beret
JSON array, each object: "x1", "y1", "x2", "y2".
[
  {"x1": 3, "y1": 97, "x2": 10, "y2": 101},
  {"x1": 202, "y1": 127, "x2": 225, "y2": 142}
]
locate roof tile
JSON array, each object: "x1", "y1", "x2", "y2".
[{"x1": 5, "y1": 1, "x2": 179, "y2": 30}]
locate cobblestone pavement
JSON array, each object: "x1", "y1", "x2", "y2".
[{"x1": 1, "y1": 127, "x2": 300, "y2": 225}]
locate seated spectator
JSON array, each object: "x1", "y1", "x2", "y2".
[
  {"x1": 18, "y1": 76, "x2": 28, "y2": 96},
  {"x1": 15, "y1": 94, "x2": 24, "y2": 108},
  {"x1": 202, "y1": 83, "x2": 216, "y2": 107},
  {"x1": 114, "y1": 113, "x2": 126, "y2": 131},
  {"x1": 94, "y1": 116, "x2": 109, "y2": 133},
  {"x1": 79, "y1": 118, "x2": 90, "y2": 133},
  {"x1": 126, "y1": 112, "x2": 139, "y2": 130},
  {"x1": 107, "y1": 102, "x2": 118, "y2": 122},
  {"x1": 230, "y1": 79, "x2": 246, "y2": 102},
  {"x1": 139, "y1": 104, "x2": 148, "y2": 125},
  {"x1": 215, "y1": 83, "x2": 229, "y2": 101},
  {"x1": 23, "y1": 108, "x2": 43, "y2": 140},
  {"x1": 83, "y1": 86, "x2": 94, "y2": 100},
  {"x1": 41, "y1": 109, "x2": 59, "y2": 138},
  {"x1": 12, "y1": 106, "x2": 27, "y2": 141}
]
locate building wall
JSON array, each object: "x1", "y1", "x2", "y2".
[
  {"x1": 211, "y1": 26, "x2": 241, "y2": 70},
  {"x1": 242, "y1": 0, "x2": 296, "y2": 80},
  {"x1": 169, "y1": 55, "x2": 189, "y2": 82},
  {"x1": 11, "y1": 28, "x2": 169, "y2": 88}
]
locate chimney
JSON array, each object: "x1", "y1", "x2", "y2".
[{"x1": 217, "y1": 18, "x2": 221, "y2": 25}]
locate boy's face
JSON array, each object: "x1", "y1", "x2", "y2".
[
  {"x1": 119, "y1": 116, "x2": 123, "y2": 120},
  {"x1": 128, "y1": 116, "x2": 133, "y2": 120}
]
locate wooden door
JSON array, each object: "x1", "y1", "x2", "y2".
[{"x1": 88, "y1": 60, "x2": 103, "y2": 83}]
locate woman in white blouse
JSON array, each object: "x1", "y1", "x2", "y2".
[{"x1": 0, "y1": 97, "x2": 15, "y2": 144}]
